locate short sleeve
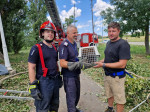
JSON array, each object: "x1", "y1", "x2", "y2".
[
  {"x1": 58, "y1": 44, "x2": 68, "y2": 60},
  {"x1": 119, "y1": 41, "x2": 131, "y2": 60},
  {"x1": 28, "y1": 45, "x2": 39, "y2": 64}
]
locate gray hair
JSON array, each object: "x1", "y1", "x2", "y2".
[{"x1": 67, "y1": 24, "x2": 77, "y2": 32}]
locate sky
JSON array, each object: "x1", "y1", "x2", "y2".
[{"x1": 47, "y1": 0, "x2": 113, "y2": 36}]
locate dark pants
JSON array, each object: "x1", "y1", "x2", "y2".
[
  {"x1": 35, "y1": 76, "x2": 59, "y2": 112},
  {"x1": 63, "y1": 76, "x2": 80, "y2": 112}
]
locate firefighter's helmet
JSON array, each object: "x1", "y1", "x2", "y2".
[{"x1": 39, "y1": 21, "x2": 56, "y2": 38}]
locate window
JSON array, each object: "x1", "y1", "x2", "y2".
[{"x1": 82, "y1": 35, "x2": 89, "y2": 43}]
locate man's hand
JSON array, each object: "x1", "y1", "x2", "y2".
[
  {"x1": 29, "y1": 80, "x2": 42, "y2": 100},
  {"x1": 67, "y1": 61, "x2": 95, "y2": 71},
  {"x1": 93, "y1": 62, "x2": 103, "y2": 68}
]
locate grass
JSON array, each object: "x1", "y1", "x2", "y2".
[
  {"x1": 0, "y1": 43, "x2": 150, "y2": 111},
  {"x1": 0, "y1": 48, "x2": 31, "y2": 112},
  {"x1": 99, "y1": 35, "x2": 150, "y2": 42},
  {"x1": 122, "y1": 36, "x2": 146, "y2": 42},
  {"x1": 85, "y1": 43, "x2": 150, "y2": 85},
  {"x1": 84, "y1": 43, "x2": 150, "y2": 112}
]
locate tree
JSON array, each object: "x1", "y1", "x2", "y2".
[
  {"x1": 63, "y1": 15, "x2": 78, "y2": 31},
  {"x1": 0, "y1": 0, "x2": 28, "y2": 54},
  {"x1": 101, "y1": 0, "x2": 150, "y2": 54},
  {"x1": 27, "y1": 0, "x2": 47, "y2": 43}
]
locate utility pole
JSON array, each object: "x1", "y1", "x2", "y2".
[
  {"x1": 91, "y1": 0, "x2": 94, "y2": 45},
  {"x1": 102, "y1": 19, "x2": 103, "y2": 42},
  {"x1": 0, "y1": 13, "x2": 12, "y2": 71},
  {"x1": 74, "y1": 3, "x2": 75, "y2": 26}
]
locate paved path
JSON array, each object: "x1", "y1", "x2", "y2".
[
  {"x1": 59, "y1": 71, "x2": 107, "y2": 112},
  {"x1": 100, "y1": 41, "x2": 148, "y2": 46},
  {"x1": 128, "y1": 42, "x2": 145, "y2": 45},
  {"x1": 30, "y1": 71, "x2": 107, "y2": 112}
]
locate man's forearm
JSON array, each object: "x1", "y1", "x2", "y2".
[
  {"x1": 99, "y1": 59, "x2": 104, "y2": 63},
  {"x1": 28, "y1": 62, "x2": 36, "y2": 83},
  {"x1": 104, "y1": 60, "x2": 127, "y2": 69},
  {"x1": 59, "y1": 59, "x2": 68, "y2": 68},
  {"x1": 29, "y1": 70, "x2": 36, "y2": 83},
  {"x1": 94, "y1": 59, "x2": 128, "y2": 68}
]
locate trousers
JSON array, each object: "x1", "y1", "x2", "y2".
[
  {"x1": 35, "y1": 76, "x2": 59, "y2": 112},
  {"x1": 63, "y1": 76, "x2": 80, "y2": 112}
]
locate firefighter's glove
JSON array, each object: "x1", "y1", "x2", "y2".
[
  {"x1": 29, "y1": 80, "x2": 42, "y2": 100},
  {"x1": 67, "y1": 61, "x2": 94, "y2": 71}
]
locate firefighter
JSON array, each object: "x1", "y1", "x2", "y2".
[
  {"x1": 94, "y1": 22, "x2": 131, "y2": 112},
  {"x1": 28, "y1": 21, "x2": 60, "y2": 112},
  {"x1": 59, "y1": 25, "x2": 93, "y2": 112}
]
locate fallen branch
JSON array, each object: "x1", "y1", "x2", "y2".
[
  {"x1": 125, "y1": 70, "x2": 150, "y2": 80},
  {"x1": 0, "y1": 95, "x2": 34, "y2": 101},
  {"x1": 0, "y1": 89, "x2": 29, "y2": 94},
  {"x1": 0, "y1": 71, "x2": 28, "y2": 87}
]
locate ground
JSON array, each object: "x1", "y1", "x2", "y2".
[{"x1": 30, "y1": 71, "x2": 107, "y2": 112}]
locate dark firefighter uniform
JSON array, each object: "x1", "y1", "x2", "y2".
[
  {"x1": 59, "y1": 39, "x2": 81, "y2": 112},
  {"x1": 28, "y1": 42, "x2": 59, "y2": 112}
]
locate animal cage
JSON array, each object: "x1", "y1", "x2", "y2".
[{"x1": 78, "y1": 46, "x2": 100, "y2": 63}]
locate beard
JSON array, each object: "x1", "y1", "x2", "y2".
[
  {"x1": 110, "y1": 36, "x2": 119, "y2": 41},
  {"x1": 45, "y1": 39, "x2": 53, "y2": 43}
]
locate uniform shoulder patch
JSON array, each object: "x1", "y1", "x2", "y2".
[
  {"x1": 40, "y1": 43, "x2": 43, "y2": 46},
  {"x1": 64, "y1": 42, "x2": 68, "y2": 46}
]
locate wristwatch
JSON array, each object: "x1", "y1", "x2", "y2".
[{"x1": 102, "y1": 63, "x2": 105, "y2": 68}]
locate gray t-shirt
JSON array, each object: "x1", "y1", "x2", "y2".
[{"x1": 104, "y1": 39, "x2": 130, "y2": 74}]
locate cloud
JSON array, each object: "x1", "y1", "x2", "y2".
[
  {"x1": 94, "y1": 19, "x2": 102, "y2": 26},
  {"x1": 71, "y1": 0, "x2": 81, "y2": 5},
  {"x1": 71, "y1": 0, "x2": 76, "y2": 4},
  {"x1": 63, "y1": 5, "x2": 66, "y2": 8},
  {"x1": 93, "y1": 0, "x2": 114, "y2": 17},
  {"x1": 60, "y1": 7, "x2": 82, "y2": 23},
  {"x1": 77, "y1": 24, "x2": 89, "y2": 29},
  {"x1": 96, "y1": 27, "x2": 100, "y2": 31}
]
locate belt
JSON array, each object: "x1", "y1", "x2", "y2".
[
  {"x1": 106, "y1": 71, "x2": 133, "y2": 78},
  {"x1": 47, "y1": 74, "x2": 58, "y2": 79}
]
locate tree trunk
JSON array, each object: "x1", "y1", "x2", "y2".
[
  {"x1": 0, "y1": 51, "x2": 4, "y2": 60},
  {"x1": 145, "y1": 20, "x2": 150, "y2": 55}
]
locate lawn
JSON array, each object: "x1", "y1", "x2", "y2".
[
  {"x1": 99, "y1": 35, "x2": 150, "y2": 43},
  {"x1": 0, "y1": 43, "x2": 150, "y2": 112},
  {"x1": 84, "y1": 43, "x2": 150, "y2": 112}
]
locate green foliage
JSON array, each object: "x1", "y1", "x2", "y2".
[
  {"x1": 0, "y1": 72, "x2": 31, "y2": 112},
  {"x1": 0, "y1": 48, "x2": 31, "y2": 112},
  {"x1": 85, "y1": 68, "x2": 105, "y2": 86},
  {"x1": 84, "y1": 44, "x2": 150, "y2": 111},
  {"x1": 0, "y1": 0, "x2": 28, "y2": 54},
  {"x1": 0, "y1": 0, "x2": 48, "y2": 54},
  {"x1": 130, "y1": 45, "x2": 145, "y2": 54},
  {"x1": 27, "y1": 0, "x2": 48, "y2": 43},
  {"x1": 97, "y1": 43, "x2": 106, "y2": 59},
  {"x1": 63, "y1": 15, "x2": 78, "y2": 31},
  {"x1": 101, "y1": 0, "x2": 150, "y2": 54},
  {"x1": 125, "y1": 72, "x2": 150, "y2": 111},
  {"x1": 0, "y1": 100, "x2": 30, "y2": 112}
]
